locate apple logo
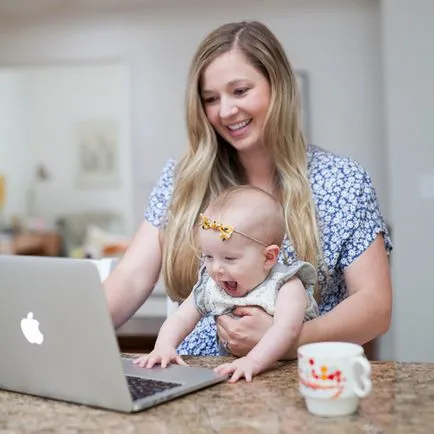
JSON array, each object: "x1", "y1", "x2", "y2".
[{"x1": 20, "y1": 312, "x2": 44, "y2": 344}]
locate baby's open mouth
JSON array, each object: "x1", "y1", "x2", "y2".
[{"x1": 223, "y1": 281, "x2": 238, "y2": 293}]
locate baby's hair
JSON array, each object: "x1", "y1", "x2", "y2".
[{"x1": 204, "y1": 185, "x2": 286, "y2": 246}]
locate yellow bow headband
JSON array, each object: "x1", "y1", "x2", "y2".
[{"x1": 199, "y1": 213, "x2": 267, "y2": 247}]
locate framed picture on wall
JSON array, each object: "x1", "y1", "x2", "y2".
[
  {"x1": 295, "y1": 70, "x2": 311, "y2": 144},
  {"x1": 75, "y1": 120, "x2": 121, "y2": 189}
]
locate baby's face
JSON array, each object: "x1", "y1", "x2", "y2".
[{"x1": 199, "y1": 229, "x2": 270, "y2": 297}]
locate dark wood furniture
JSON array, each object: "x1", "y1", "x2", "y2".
[
  {"x1": 116, "y1": 317, "x2": 165, "y2": 353},
  {"x1": 11, "y1": 231, "x2": 61, "y2": 256},
  {"x1": 116, "y1": 316, "x2": 377, "y2": 360}
]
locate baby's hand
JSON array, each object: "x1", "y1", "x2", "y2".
[
  {"x1": 133, "y1": 346, "x2": 188, "y2": 369},
  {"x1": 214, "y1": 357, "x2": 261, "y2": 383}
]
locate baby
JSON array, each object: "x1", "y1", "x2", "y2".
[{"x1": 134, "y1": 186, "x2": 319, "y2": 382}]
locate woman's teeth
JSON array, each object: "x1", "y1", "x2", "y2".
[{"x1": 227, "y1": 119, "x2": 251, "y2": 131}]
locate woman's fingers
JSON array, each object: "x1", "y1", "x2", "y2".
[
  {"x1": 216, "y1": 314, "x2": 233, "y2": 335},
  {"x1": 216, "y1": 315, "x2": 242, "y2": 344},
  {"x1": 231, "y1": 306, "x2": 258, "y2": 317}
]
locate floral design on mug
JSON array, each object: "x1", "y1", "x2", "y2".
[{"x1": 298, "y1": 356, "x2": 347, "y2": 398}]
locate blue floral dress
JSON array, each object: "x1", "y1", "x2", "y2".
[{"x1": 144, "y1": 145, "x2": 392, "y2": 356}]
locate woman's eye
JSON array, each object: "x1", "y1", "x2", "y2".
[
  {"x1": 234, "y1": 88, "x2": 248, "y2": 97},
  {"x1": 203, "y1": 96, "x2": 218, "y2": 105},
  {"x1": 225, "y1": 257, "x2": 236, "y2": 261},
  {"x1": 203, "y1": 255, "x2": 213, "y2": 261}
]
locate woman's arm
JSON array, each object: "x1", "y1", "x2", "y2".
[
  {"x1": 105, "y1": 159, "x2": 175, "y2": 328},
  {"x1": 299, "y1": 234, "x2": 392, "y2": 346},
  {"x1": 216, "y1": 234, "x2": 392, "y2": 358},
  {"x1": 103, "y1": 220, "x2": 162, "y2": 328}
]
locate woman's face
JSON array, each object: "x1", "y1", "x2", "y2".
[{"x1": 201, "y1": 49, "x2": 271, "y2": 154}]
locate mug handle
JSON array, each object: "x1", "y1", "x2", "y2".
[{"x1": 350, "y1": 356, "x2": 372, "y2": 397}]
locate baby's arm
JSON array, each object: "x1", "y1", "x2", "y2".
[
  {"x1": 134, "y1": 293, "x2": 202, "y2": 368},
  {"x1": 215, "y1": 278, "x2": 308, "y2": 382}
]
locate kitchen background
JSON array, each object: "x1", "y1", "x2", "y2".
[{"x1": 0, "y1": 0, "x2": 432, "y2": 362}]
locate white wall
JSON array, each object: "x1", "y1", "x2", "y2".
[
  {"x1": 25, "y1": 64, "x2": 133, "y2": 231},
  {"x1": 0, "y1": 72, "x2": 32, "y2": 217},
  {"x1": 381, "y1": 0, "x2": 434, "y2": 362},
  {"x1": 0, "y1": 64, "x2": 133, "y2": 232},
  {"x1": 0, "y1": 0, "x2": 387, "y2": 227}
]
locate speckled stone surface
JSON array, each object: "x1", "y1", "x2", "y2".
[{"x1": 1, "y1": 357, "x2": 434, "y2": 433}]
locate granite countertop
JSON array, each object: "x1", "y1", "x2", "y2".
[{"x1": 1, "y1": 357, "x2": 434, "y2": 433}]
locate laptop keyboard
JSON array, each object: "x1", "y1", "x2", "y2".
[{"x1": 126, "y1": 376, "x2": 181, "y2": 401}]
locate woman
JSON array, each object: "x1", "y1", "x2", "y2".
[{"x1": 104, "y1": 20, "x2": 392, "y2": 358}]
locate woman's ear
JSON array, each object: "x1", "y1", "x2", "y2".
[{"x1": 263, "y1": 245, "x2": 280, "y2": 270}]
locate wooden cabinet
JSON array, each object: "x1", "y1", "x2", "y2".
[
  {"x1": 10, "y1": 231, "x2": 61, "y2": 256},
  {"x1": 116, "y1": 317, "x2": 165, "y2": 353}
]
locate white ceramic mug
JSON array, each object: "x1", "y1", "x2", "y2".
[{"x1": 298, "y1": 342, "x2": 372, "y2": 417}]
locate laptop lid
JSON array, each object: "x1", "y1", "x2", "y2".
[{"x1": 0, "y1": 255, "x2": 225, "y2": 412}]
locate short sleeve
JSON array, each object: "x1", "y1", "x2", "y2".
[
  {"x1": 273, "y1": 262, "x2": 317, "y2": 300},
  {"x1": 143, "y1": 159, "x2": 176, "y2": 228},
  {"x1": 192, "y1": 265, "x2": 210, "y2": 316},
  {"x1": 339, "y1": 166, "x2": 392, "y2": 268},
  {"x1": 273, "y1": 262, "x2": 316, "y2": 290}
]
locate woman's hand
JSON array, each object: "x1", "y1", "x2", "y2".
[{"x1": 216, "y1": 306, "x2": 273, "y2": 356}]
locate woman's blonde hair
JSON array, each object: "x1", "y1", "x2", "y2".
[{"x1": 162, "y1": 20, "x2": 322, "y2": 302}]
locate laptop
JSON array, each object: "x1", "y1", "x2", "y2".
[{"x1": 0, "y1": 255, "x2": 226, "y2": 413}]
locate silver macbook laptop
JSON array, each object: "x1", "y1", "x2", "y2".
[{"x1": 0, "y1": 255, "x2": 226, "y2": 413}]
